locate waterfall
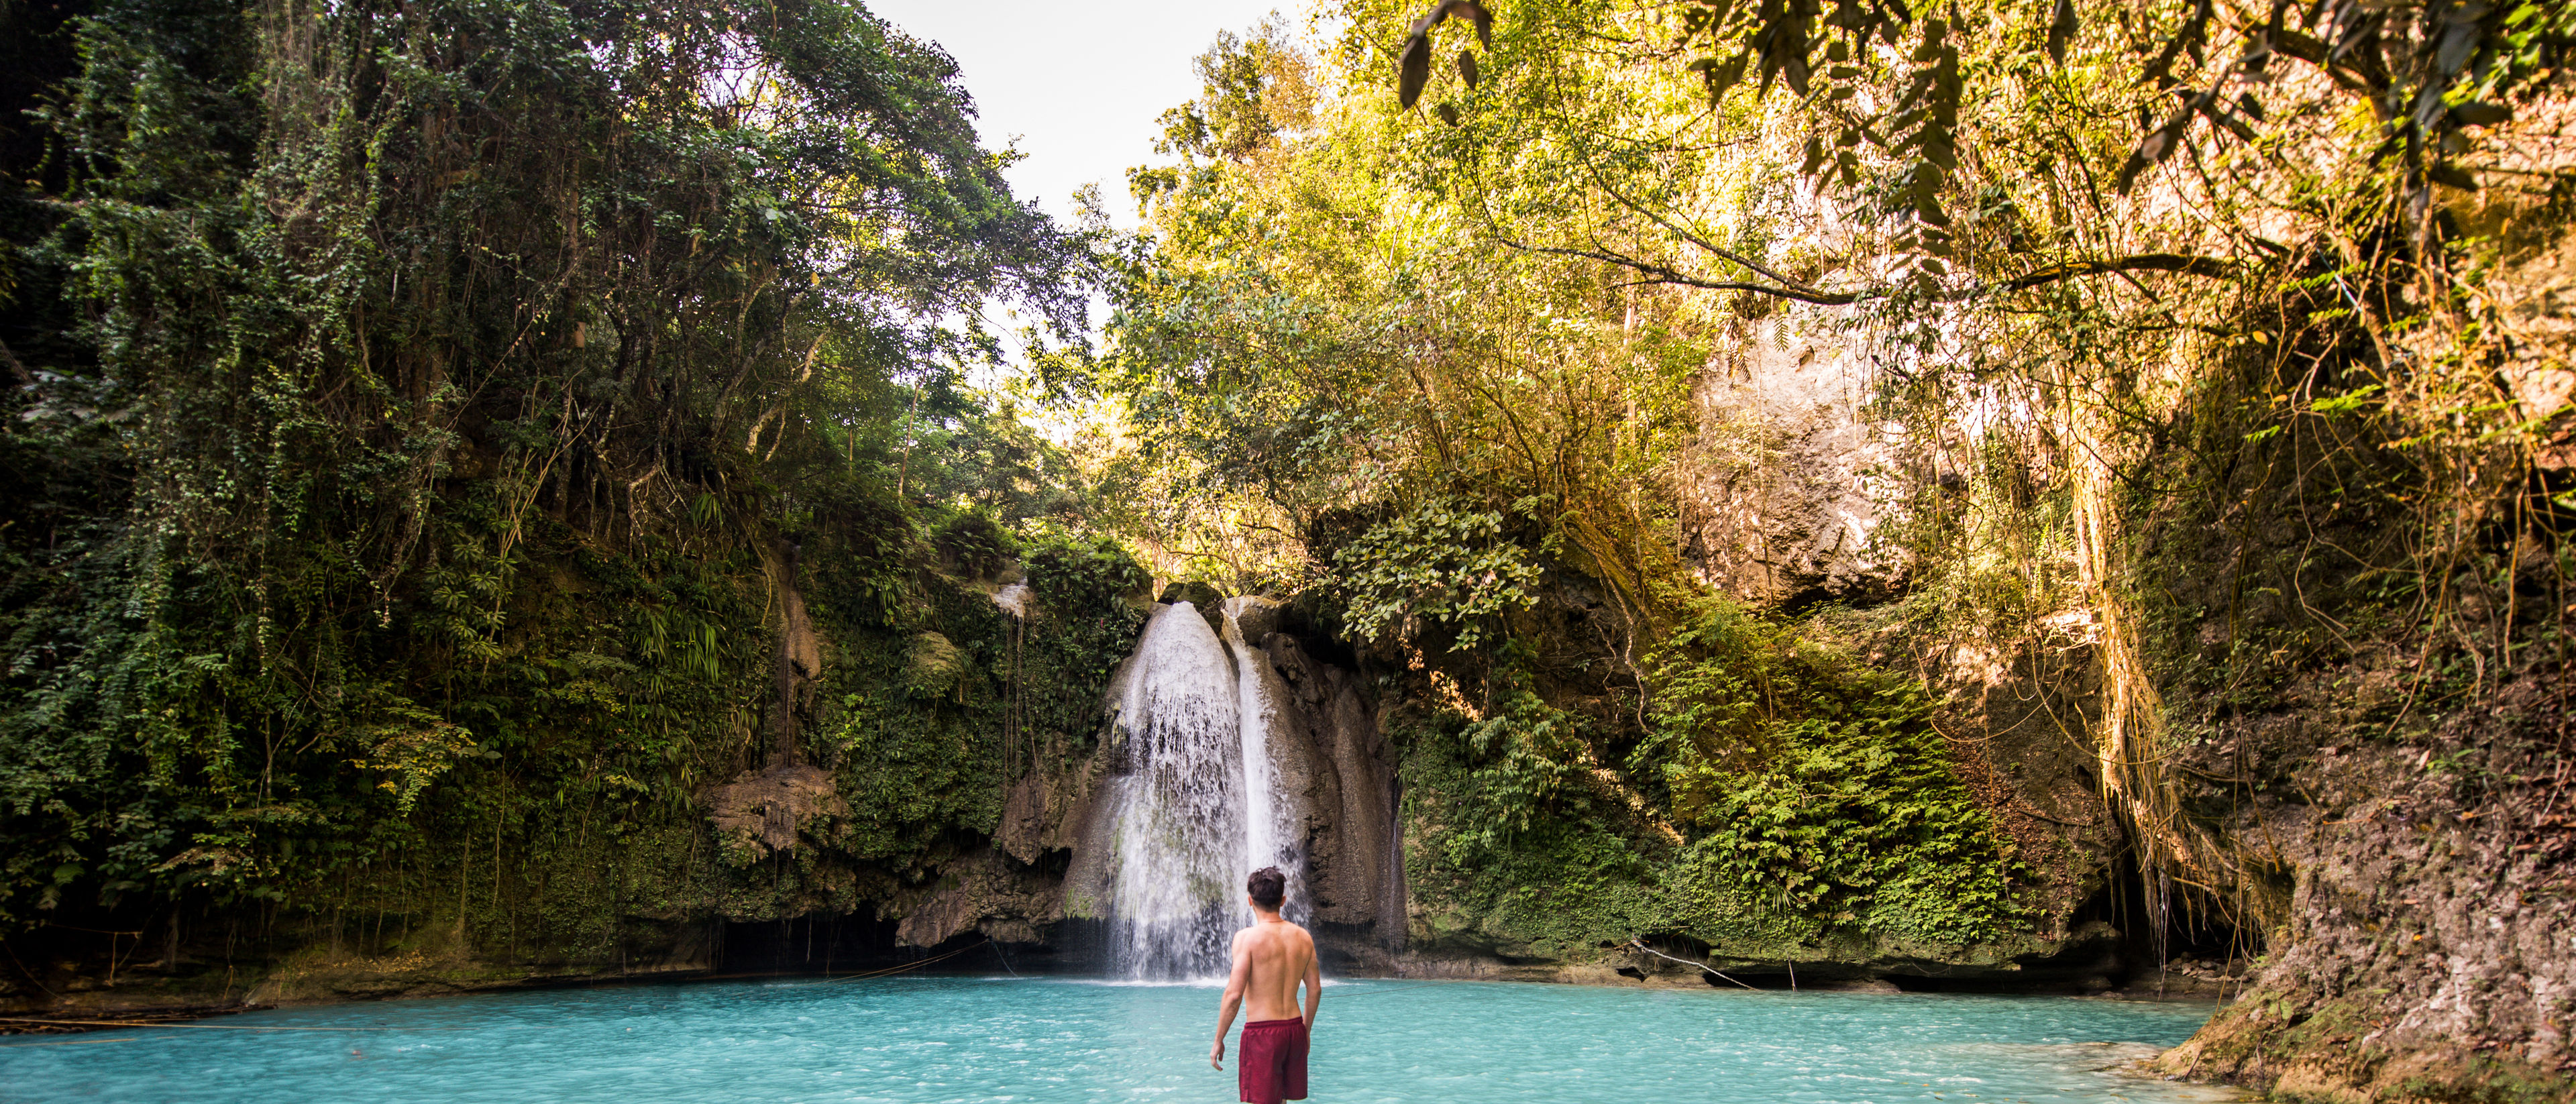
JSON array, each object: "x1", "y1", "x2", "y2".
[
  {"x1": 1220, "y1": 598, "x2": 1307, "y2": 926},
  {"x1": 1099, "y1": 599, "x2": 1305, "y2": 980}
]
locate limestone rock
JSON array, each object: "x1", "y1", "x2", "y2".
[
  {"x1": 1677, "y1": 329, "x2": 1899, "y2": 607},
  {"x1": 704, "y1": 763, "x2": 843, "y2": 865},
  {"x1": 1261, "y1": 630, "x2": 1403, "y2": 947},
  {"x1": 894, "y1": 849, "x2": 1063, "y2": 948}
]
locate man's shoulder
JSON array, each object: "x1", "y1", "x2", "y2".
[{"x1": 1234, "y1": 920, "x2": 1313, "y2": 944}]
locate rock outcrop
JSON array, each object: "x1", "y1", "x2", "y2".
[
  {"x1": 892, "y1": 848, "x2": 1066, "y2": 948},
  {"x1": 1257, "y1": 626, "x2": 1404, "y2": 950},
  {"x1": 1678, "y1": 329, "x2": 1899, "y2": 608},
  {"x1": 704, "y1": 763, "x2": 843, "y2": 865},
  {"x1": 2150, "y1": 665, "x2": 2576, "y2": 1099}
]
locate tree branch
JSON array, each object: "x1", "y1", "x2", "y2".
[
  {"x1": 1503, "y1": 238, "x2": 2236, "y2": 305},
  {"x1": 2264, "y1": 30, "x2": 2387, "y2": 95},
  {"x1": 1583, "y1": 170, "x2": 1833, "y2": 296},
  {"x1": 1494, "y1": 237, "x2": 1864, "y2": 305},
  {"x1": 2002, "y1": 254, "x2": 2237, "y2": 290}
]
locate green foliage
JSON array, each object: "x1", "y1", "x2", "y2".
[
  {"x1": 1395, "y1": 698, "x2": 1676, "y2": 957},
  {"x1": 1153, "y1": 21, "x2": 1311, "y2": 165},
  {"x1": 1333, "y1": 497, "x2": 1543, "y2": 650},
  {"x1": 1646, "y1": 596, "x2": 2026, "y2": 944},
  {"x1": 1102, "y1": 6, "x2": 1710, "y2": 607},
  {"x1": 1355, "y1": 0, "x2": 2576, "y2": 935},
  {"x1": 1413, "y1": 652, "x2": 1593, "y2": 866},
  {"x1": 345, "y1": 694, "x2": 480, "y2": 814},
  {"x1": 0, "y1": 0, "x2": 1122, "y2": 943},
  {"x1": 1097, "y1": 4, "x2": 2063, "y2": 956},
  {"x1": 1395, "y1": 604, "x2": 2025, "y2": 954},
  {"x1": 933, "y1": 511, "x2": 1020, "y2": 579},
  {"x1": 812, "y1": 529, "x2": 1146, "y2": 871}
]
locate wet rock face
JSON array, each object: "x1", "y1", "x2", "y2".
[
  {"x1": 1912, "y1": 620, "x2": 2124, "y2": 938},
  {"x1": 704, "y1": 763, "x2": 845, "y2": 865},
  {"x1": 894, "y1": 849, "x2": 1065, "y2": 948},
  {"x1": 766, "y1": 539, "x2": 825, "y2": 761},
  {"x1": 992, "y1": 749, "x2": 1104, "y2": 866},
  {"x1": 1257, "y1": 630, "x2": 1403, "y2": 950}
]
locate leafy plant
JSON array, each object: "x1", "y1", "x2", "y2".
[
  {"x1": 0, "y1": 0, "x2": 1114, "y2": 942},
  {"x1": 1334, "y1": 497, "x2": 1544, "y2": 650}
]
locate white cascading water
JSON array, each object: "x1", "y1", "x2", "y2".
[
  {"x1": 1221, "y1": 598, "x2": 1307, "y2": 924},
  {"x1": 1100, "y1": 599, "x2": 1305, "y2": 979}
]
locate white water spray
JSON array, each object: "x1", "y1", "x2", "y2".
[{"x1": 1099, "y1": 599, "x2": 1305, "y2": 979}]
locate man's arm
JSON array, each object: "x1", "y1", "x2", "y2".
[
  {"x1": 1212, "y1": 933, "x2": 1250, "y2": 1070},
  {"x1": 1301, "y1": 937, "x2": 1322, "y2": 1029}
]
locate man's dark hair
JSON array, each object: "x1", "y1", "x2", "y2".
[{"x1": 1247, "y1": 867, "x2": 1286, "y2": 909}]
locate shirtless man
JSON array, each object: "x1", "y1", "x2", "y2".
[{"x1": 1209, "y1": 867, "x2": 1319, "y2": 1104}]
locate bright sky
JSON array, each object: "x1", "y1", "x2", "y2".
[{"x1": 863, "y1": 0, "x2": 1304, "y2": 225}]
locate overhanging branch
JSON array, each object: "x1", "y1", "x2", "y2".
[
  {"x1": 1583, "y1": 171, "x2": 1837, "y2": 297},
  {"x1": 1495, "y1": 237, "x2": 1864, "y2": 305},
  {"x1": 2002, "y1": 254, "x2": 2237, "y2": 289},
  {"x1": 1501, "y1": 236, "x2": 2237, "y2": 305}
]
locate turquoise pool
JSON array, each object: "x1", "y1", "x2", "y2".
[{"x1": 0, "y1": 976, "x2": 2237, "y2": 1103}]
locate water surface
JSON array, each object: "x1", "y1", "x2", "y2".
[{"x1": 0, "y1": 977, "x2": 2237, "y2": 1103}]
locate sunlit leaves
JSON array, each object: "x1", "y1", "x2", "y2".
[
  {"x1": 1667, "y1": 1, "x2": 1959, "y2": 224},
  {"x1": 1334, "y1": 498, "x2": 1543, "y2": 649},
  {"x1": 1107, "y1": 13, "x2": 1713, "y2": 596}
]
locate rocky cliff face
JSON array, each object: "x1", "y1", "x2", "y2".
[
  {"x1": 1250, "y1": 624, "x2": 1406, "y2": 954},
  {"x1": 2149, "y1": 659, "x2": 2576, "y2": 1099},
  {"x1": 1371, "y1": 586, "x2": 2147, "y2": 991},
  {"x1": 1677, "y1": 327, "x2": 1898, "y2": 608},
  {"x1": 1655, "y1": 299, "x2": 2576, "y2": 1100}
]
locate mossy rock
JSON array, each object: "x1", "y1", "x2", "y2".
[
  {"x1": 1157, "y1": 581, "x2": 1228, "y2": 633},
  {"x1": 904, "y1": 631, "x2": 968, "y2": 699},
  {"x1": 1157, "y1": 580, "x2": 1226, "y2": 608}
]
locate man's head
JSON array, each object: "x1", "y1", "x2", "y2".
[{"x1": 1246, "y1": 867, "x2": 1286, "y2": 912}]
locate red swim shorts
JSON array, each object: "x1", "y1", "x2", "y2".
[{"x1": 1237, "y1": 1017, "x2": 1309, "y2": 1103}]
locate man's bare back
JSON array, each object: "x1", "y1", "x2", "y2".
[
  {"x1": 1212, "y1": 868, "x2": 1318, "y2": 1103},
  {"x1": 1226, "y1": 916, "x2": 1318, "y2": 1023}
]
